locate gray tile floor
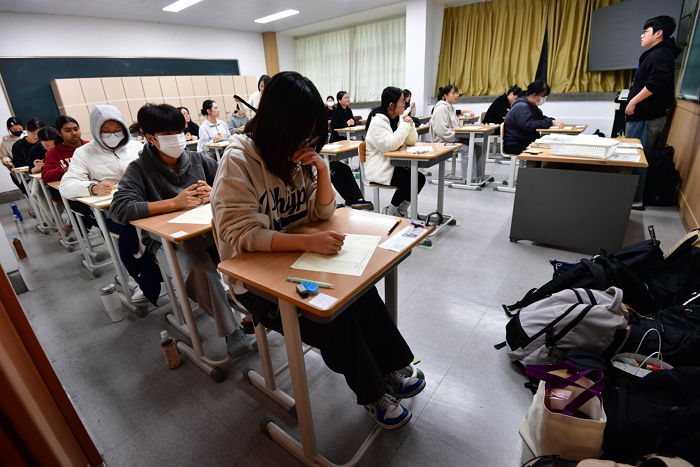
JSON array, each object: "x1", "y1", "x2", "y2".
[{"x1": 3, "y1": 160, "x2": 688, "y2": 467}]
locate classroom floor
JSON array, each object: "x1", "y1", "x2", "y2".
[{"x1": 5, "y1": 159, "x2": 688, "y2": 467}]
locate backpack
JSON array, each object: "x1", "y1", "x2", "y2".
[
  {"x1": 504, "y1": 227, "x2": 663, "y2": 316},
  {"x1": 603, "y1": 367, "x2": 700, "y2": 466},
  {"x1": 647, "y1": 228, "x2": 700, "y2": 309},
  {"x1": 644, "y1": 145, "x2": 681, "y2": 206},
  {"x1": 622, "y1": 303, "x2": 700, "y2": 367},
  {"x1": 496, "y1": 287, "x2": 630, "y2": 367}
]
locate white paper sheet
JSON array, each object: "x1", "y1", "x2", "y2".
[
  {"x1": 309, "y1": 293, "x2": 338, "y2": 310},
  {"x1": 291, "y1": 234, "x2": 381, "y2": 276},
  {"x1": 607, "y1": 154, "x2": 641, "y2": 162},
  {"x1": 378, "y1": 226, "x2": 425, "y2": 252},
  {"x1": 614, "y1": 148, "x2": 640, "y2": 155},
  {"x1": 406, "y1": 146, "x2": 432, "y2": 154},
  {"x1": 78, "y1": 189, "x2": 117, "y2": 205},
  {"x1": 166, "y1": 204, "x2": 213, "y2": 225},
  {"x1": 617, "y1": 142, "x2": 643, "y2": 149}
]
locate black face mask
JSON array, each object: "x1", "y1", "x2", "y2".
[{"x1": 11, "y1": 130, "x2": 23, "y2": 137}]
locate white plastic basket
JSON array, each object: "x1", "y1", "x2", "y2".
[{"x1": 550, "y1": 136, "x2": 620, "y2": 159}]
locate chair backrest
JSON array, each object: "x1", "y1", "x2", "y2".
[
  {"x1": 480, "y1": 111, "x2": 486, "y2": 123},
  {"x1": 358, "y1": 141, "x2": 367, "y2": 163}
]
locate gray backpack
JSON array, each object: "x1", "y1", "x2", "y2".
[{"x1": 496, "y1": 287, "x2": 630, "y2": 366}]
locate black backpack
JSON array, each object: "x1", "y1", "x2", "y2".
[
  {"x1": 622, "y1": 302, "x2": 700, "y2": 367},
  {"x1": 644, "y1": 145, "x2": 681, "y2": 206},
  {"x1": 647, "y1": 228, "x2": 700, "y2": 309},
  {"x1": 603, "y1": 367, "x2": 700, "y2": 465},
  {"x1": 504, "y1": 227, "x2": 663, "y2": 316}
]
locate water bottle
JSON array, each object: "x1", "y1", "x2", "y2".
[
  {"x1": 10, "y1": 202, "x2": 23, "y2": 222},
  {"x1": 160, "y1": 330, "x2": 182, "y2": 369},
  {"x1": 11, "y1": 236, "x2": 26, "y2": 259},
  {"x1": 13, "y1": 214, "x2": 21, "y2": 235},
  {"x1": 99, "y1": 283, "x2": 125, "y2": 322}
]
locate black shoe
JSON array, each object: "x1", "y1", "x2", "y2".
[{"x1": 350, "y1": 200, "x2": 374, "y2": 211}]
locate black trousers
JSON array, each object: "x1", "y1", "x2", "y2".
[
  {"x1": 389, "y1": 167, "x2": 425, "y2": 206},
  {"x1": 235, "y1": 286, "x2": 414, "y2": 405},
  {"x1": 329, "y1": 160, "x2": 363, "y2": 205}
]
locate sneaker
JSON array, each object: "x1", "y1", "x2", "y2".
[
  {"x1": 364, "y1": 394, "x2": 412, "y2": 430},
  {"x1": 225, "y1": 328, "x2": 254, "y2": 358},
  {"x1": 350, "y1": 199, "x2": 374, "y2": 211},
  {"x1": 62, "y1": 222, "x2": 73, "y2": 235},
  {"x1": 130, "y1": 285, "x2": 150, "y2": 305},
  {"x1": 631, "y1": 202, "x2": 645, "y2": 211},
  {"x1": 384, "y1": 370, "x2": 426, "y2": 399},
  {"x1": 395, "y1": 364, "x2": 425, "y2": 380}
]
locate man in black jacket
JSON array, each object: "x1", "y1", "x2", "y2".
[{"x1": 625, "y1": 15, "x2": 682, "y2": 210}]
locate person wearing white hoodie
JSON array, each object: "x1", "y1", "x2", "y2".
[
  {"x1": 430, "y1": 84, "x2": 487, "y2": 184},
  {"x1": 212, "y1": 72, "x2": 425, "y2": 431},
  {"x1": 364, "y1": 86, "x2": 422, "y2": 217}
]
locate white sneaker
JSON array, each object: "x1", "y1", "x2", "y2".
[
  {"x1": 130, "y1": 285, "x2": 149, "y2": 305},
  {"x1": 364, "y1": 394, "x2": 412, "y2": 430}
]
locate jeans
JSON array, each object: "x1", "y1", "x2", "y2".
[{"x1": 626, "y1": 115, "x2": 667, "y2": 203}]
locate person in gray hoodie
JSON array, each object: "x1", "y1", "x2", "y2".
[
  {"x1": 110, "y1": 103, "x2": 252, "y2": 358},
  {"x1": 211, "y1": 72, "x2": 425, "y2": 431}
]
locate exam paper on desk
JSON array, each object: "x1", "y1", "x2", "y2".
[
  {"x1": 607, "y1": 154, "x2": 641, "y2": 162},
  {"x1": 291, "y1": 234, "x2": 381, "y2": 276},
  {"x1": 78, "y1": 189, "x2": 117, "y2": 206},
  {"x1": 166, "y1": 204, "x2": 213, "y2": 225},
  {"x1": 379, "y1": 226, "x2": 424, "y2": 252}
]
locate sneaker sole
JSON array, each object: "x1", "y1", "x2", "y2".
[
  {"x1": 227, "y1": 342, "x2": 255, "y2": 359},
  {"x1": 374, "y1": 409, "x2": 412, "y2": 430},
  {"x1": 389, "y1": 378, "x2": 426, "y2": 399}
]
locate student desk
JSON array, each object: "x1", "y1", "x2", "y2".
[
  {"x1": 538, "y1": 124, "x2": 588, "y2": 135},
  {"x1": 204, "y1": 141, "x2": 229, "y2": 161},
  {"x1": 416, "y1": 124, "x2": 430, "y2": 137},
  {"x1": 185, "y1": 140, "x2": 199, "y2": 148},
  {"x1": 458, "y1": 113, "x2": 479, "y2": 124},
  {"x1": 217, "y1": 208, "x2": 432, "y2": 466},
  {"x1": 417, "y1": 115, "x2": 431, "y2": 125},
  {"x1": 335, "y1": 125, "x2": 366, "y2": 141},
  {"x1": 320, "y1": 140, "x2": 364, "y2": 197},
  {"x1": 130, "y1": 206, "x2": 236, "y2": 382},
  {"x1": 509, "y1": 138, "x2": 647, "y2": 253},
  {"x1": 11, "y1": 166, "x2": 53, "y2": 233},
  {"x1": 448, "y1": 124, "x2": 499, "y2": 190},
  {"x1": 33, "y1": 174, "x2": 78, "y2": 249},
  {"x1": 384, "y1": 142, "x2": 462, "y2": 243}
]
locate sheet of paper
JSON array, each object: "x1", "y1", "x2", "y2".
[
  {"x1": 322, "y1": 144, "x2": 343, "y2": 151},
  {"x1": 379, "y1": 226, "x2": 425, "y2": 252},
  {"x1": 406, "y1": 146, "x2": 431, "y2": 154},
  {"x1": 608, "y1": 154, "x2": 641, "y2": 162},
  {"x1": 617, "y1": 142, "x2": 643, "y2": 149},
  {"x1": 78, "y1": 189, "x2": 116, "y2": 205},
  {"x1": 614, "y1": 148, "x2": 639, "y2": 155},
  {"x1": 563, "y1": 126, "x2": 574, "y2": 130},
  {"x1": 309, "y1": 293, "x2": 338, "y2": 310},
  {"x1": 167, "y1": 204, "x2": 212, "y2": 225},
  {"x1": 291, "y1": 234, "x2": 381, "y2": 276}
]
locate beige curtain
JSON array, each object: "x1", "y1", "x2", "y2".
[{"x1": 547, "y1": 0, "x2": 633, "y2": 92}]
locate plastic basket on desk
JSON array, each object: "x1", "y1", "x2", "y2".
[{"x1": 550, "y1": 137, "x2": 619, "y2": 159}]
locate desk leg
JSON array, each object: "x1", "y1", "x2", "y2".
[
  {"x1": 385, "y1": 268, "x2": 398, "y2": 324},
  {"x1": 449, "y1": 134, "x2": 482, "y2": 191},
  {"x1": 17, "y1": 173, "x2": 39, "y2": 220},
  {"x1": 437, "y1": 159, "x2": 445, "y2": 214},
  {"x1": 93, "y1": 207, "x2": 132, "y2": 296},
  {"x1": 410, "y1": 160, "x2": 418, "y2": 220},
  {"x1": 39, "y1": 179, "x2": 77, "y2": 248}
]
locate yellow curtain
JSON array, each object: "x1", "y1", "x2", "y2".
[
  {"x1": 547, "y1": 0, "x2": 633, "y2": 92},
  {"x1": 436, "y1": 0, "x2": 549, "y2": 96}
]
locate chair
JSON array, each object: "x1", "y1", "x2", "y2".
[
  {"x1": 493, "y1": 123, "x2": 519, "y2": 193},
  {"x1": 358, "y1": 141, "x2": 397, "y2": 213}
]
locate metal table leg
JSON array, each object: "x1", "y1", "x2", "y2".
[{"x1": 409, "y1": 160, "x2": 419, "y2": 220}]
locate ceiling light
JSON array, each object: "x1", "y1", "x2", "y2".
[
  {"x1": 162, "y1": 0, "x2": 204, "y2": 13},
  {"x1": 254, "y1": 9, "x2": 299, "y2": 24}
]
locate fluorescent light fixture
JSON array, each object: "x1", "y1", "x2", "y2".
[
  {"x1": 254, "y1": 9, "x2": 299, "y2": 24},
  {"x1": 162, "y1": 0, "x2": 203, "y2": 13}
]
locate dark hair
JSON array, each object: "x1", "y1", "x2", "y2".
[
  {"x1": 507, "y1": 85, "x2": 523, "y2": 97},
  {"x1": 138, "y1": 103, "x2": 185, "y2": 135},
  {"x1": 366, "y1": 86, "x2": 404, "y2": 132},
  {"x1": 201, "y1": 99, "x2": 215, "y2": 117},
  {"x1": 258, "y1": 74, "x2": 271, "y2": 91},
  {"x1": 26, "y1": 118, "x2": 45, "y2": 133},
  {"x1": 402, "y1": 89, "x2": 412, "y2": 98},
  {"x1": 326, "y1": 95, "x2": 334, "y2": 101},
  {"x1": 437, "y1": 85, "x2": 459, "y2": 101},
  {"x1": 37, "y1": 126, "x2": 57, "y2": 142},
  {"x1": 176, "y1": 106, "x2": 190, "y2": 114},
  {"x1": 245, "y1": 71, "x2": 327, "y2": 185},
  {"x1": 524, "y1": 80, "x2": 551, "y2": 97},
  {"x1": 129, "y1": 122, "x2": 144, "y2": 136},
  {"x1": 644, "y1": 15, "x2": 676, "y2": 39},
  {"x1": 336, "y1": 91, "x2": 348, "y2": 102},
  {"x1": 54, "y1": 116, "x2": 79, "y2": 144},
  {"x1": 6, "y1": 117, "x2": 22, "y2": 129}
]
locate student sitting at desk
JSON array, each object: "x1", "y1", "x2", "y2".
[
  {"x1": 178, "y1": 106, "x2": 199, "y2": 141},
  {"x1": 43, "y1": 116, "x2": 88, "y2": 199},
  {"x1": 212, "y1": 71, "x2": 425, "y2": 431},
  {"x1": 110, "y1": 103, "x2": 252, "y2": 357},
  {"x1": 329, "y1": 91, "x2": 356, "y2": 143},
  {"x1": 503, "y1": 80, "x2": 565, "y2": 154},
  {"x1": 247, "y1": 74, "x2": 270, "y2": 119},
  {"x1": 9, "y1": 118, "x2": 44, "y2": 196},
  {"x1": 482, "y1": 85, "x2": 522, "y2": 124},
  {"x1": 28, "y1": 126, "x2": 55, "y2": 226},
  {"x1": 325, "y1": 95, "x2": 335, "y2": 119},
  {"x1": 197, "y1": 99, "x2": 230, "y2": 152},
  {"x1": 365, "y1": 86, "x2": 422, "y2": 217},
  {"x1": 1, "y1": 117, "x2": 23, "y2": 169},
  {"x1": 227, "y1": 98, "x2": 249, "y2": 132}
]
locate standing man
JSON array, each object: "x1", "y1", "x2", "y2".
[{"x1": 625, "y1": 15, "x2": 681, "y2": 210}]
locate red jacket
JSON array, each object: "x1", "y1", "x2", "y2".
[{"x1": 42, "y1": 141, "x2": 88, "y2": 183}]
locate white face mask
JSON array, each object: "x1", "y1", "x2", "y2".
[
  {"x1": 538, "y1": 96, "x2": 547, "y2": 106},
  {"x1": 156, "y1": 133, "x2": 186, "y2": 158},
  {"x1": 101, "y1": 131, "x2": 124, "y2": 148},
  {"x1": 326, "y1": 101, "x2": 334, "y2": 107}
]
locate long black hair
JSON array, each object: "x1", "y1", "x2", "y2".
[
  {"x1": 524, "y1": 80, "x2": 550, "y2": 97},
  {"x1": 257, "y1": 74, "x2": 271, "y2": 91},
  {"x1": 54, "y1": 116, "x2": 79, "y2": 144},
  {"x1": 201, "y1": 99, "x2": 215, "y2": 117},
  {"x1": 507, "y1": 85, "x2": 523, "y2": 97},
  {"x1": 37, "y1": 126, "x2": 57, "y2": 142},
  {"x1": 245, "y1": 71, "x2": 327, "y2": 185},
  {"x1": 366, "y1": 86, "x2": 404, "y2": 132}
]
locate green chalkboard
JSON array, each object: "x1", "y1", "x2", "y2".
[{"x1": 0, "y1": 57, "x2": 239, "y2": 125}]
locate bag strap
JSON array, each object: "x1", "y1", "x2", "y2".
[
  {"x1": 634, "y1": 327, "x2": 662, "y2": 356},
  {"x1": 545, "y1": 304, "x2": 595, "y2": 349},
  {"x1": 526, "y1": 364, "x2": 604, "y2": 416},
  {"x1": 582, "y1": 259, "x2": 608, "y2": 289}
]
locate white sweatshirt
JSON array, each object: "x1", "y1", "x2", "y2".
[
  {"x1": 364, "y1": 113, "x2": 417, "y2": 186},
  {"x1": 429, "y1": 100, "x2": 460, "y2": 143}
]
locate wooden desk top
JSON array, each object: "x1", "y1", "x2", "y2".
[
  {"x1": 11, "y1": 166, "x2": 29, "y2": 173},
  {"x1": 186, "y1": 140, "x2": 199, "y2": 146},
  {"x1": 320, "y1": 140, "x2": 361, "y2": 154},
  {"x1": 537, "y1": 124, "x2": 588, "y2": 134},
  {"x1": 453, "y1": 124, "x2": 498, "y2": 133},
  {"x1": 217, "y1": 208, "x2": 432, "y2": 321},
  {"x1": 29, "y1": 173, "x2": 41, "y2": 179},
  {"x1": 47, "y1": 181, "x2": 60, "y2": 190},
  {"x1": 75, "y1": 190, "x2": 117, "y2": 209},
  {"x1": 130, "y1": 204, "x2": 212, "y2": 243},
  {"x1": 384, "y1": 142, "x2": 462, "y2": 160},
  {"x1": 458, "y1": 113, "x2": 476, "y2": 120},
  {"x1": 335, "y1": 125, "x2": 366, "y2": 132},
  {"x1": 517, "y1": 138, "x2": 648, "y2": 168},
  {"x1": 205, "y1": 141, "x2": 230, "y2": 149}
]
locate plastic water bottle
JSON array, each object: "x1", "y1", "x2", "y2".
[
  {"x1": 11, "y1": 236, "x2": 26, "y2": 259},
  {"x1": 13, "y1": 214, "x2": 21, "y2": 234},
  {"x1": 160, "y1": 330, "x2": 182, "y2": 369},
  {"x1": 10, "y1": 202, "x2": 23, "y2": 222},
  {"x1": 99, "y1": 284, "x2": 125, "y2": 322}
]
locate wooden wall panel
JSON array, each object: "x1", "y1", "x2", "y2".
[
  {"x1": 666, "y1": 99, "x2": 700, "y2": 230},
  {"x1": 101, "y1": 78, "x2": 131, "y2": 125},
  {"x1": 141, "y1": 76, "x2": 163, "y2": 103},
  {"x1": 206, "y1": 75, "x2": 226, "y2": 116},
  {"x1": 79, "y1": 78, "x2": 107, "y2": 108},
  {"x1": 159, "y1": 76, "x2": 181, "y2": 108},
  {"x1": 121, "y1": 77, "x2": 146, "y2": 124},
  {"x1": 245, "y1": 75, "x2": 259, "y2": 95},
  {"x1": 220, "y1": 75, "x2": 236, "y2": 117}
]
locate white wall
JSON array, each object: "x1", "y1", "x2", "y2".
[{"x1": 0, "y1": 12, "x2": 267, "y2": 193}]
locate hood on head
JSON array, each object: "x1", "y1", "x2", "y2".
[{"x1": 89, "y1": 105, "x2": 129, "y2": 152}]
